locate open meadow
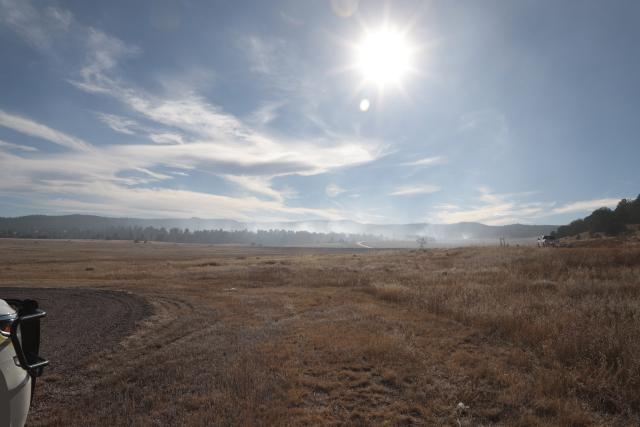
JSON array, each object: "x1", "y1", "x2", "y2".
[{"x1": 1, "y1": 239, "x2": 639, "y2": 426}]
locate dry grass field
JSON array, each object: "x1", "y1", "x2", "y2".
[{"x1": 1, "y1": 239, "x2": 639, "y2": 426}]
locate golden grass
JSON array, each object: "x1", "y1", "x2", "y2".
[{"x1": 1, "y1": 239, "x2": 639, "y2": 425}]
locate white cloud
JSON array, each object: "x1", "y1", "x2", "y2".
[
  {"x1": 326, "y1": 183, "x2": 346, "y2": 197},
  {"x1": 552, "y1": 198, "x2": 620, "y2": 214},
  {"x1": 389, "y1": 185, "x2": 441, "y2": 196},
  {"x1": 247, "y1": 102, "x2": 283, "y2": 126},
  {"x1": 68, "y1": 29, "x2": 140, "y2": 96},
  {"x1": 0, "y1": 0, "x2": 72, "y2": 49},
  {"x1": 222, "y1": 175, "x2": 286, "y2": 202},
  {"x1": 433, "y1": 203, "x2": 546, "y2": 225},
  {"x1": 148, "y1": 133, "x2": 185, "y2": 145},
  {"x1": 243, "y1": 36, "x2": 285, "y2": 76},
  {"x1": 0, "y1": 139, "x2": 38, "y2": 152},
  {"x1": 0, "y1": 89, "x2": 372, "y2": 220},
  {"x1": 402, "y1": 156, "x2": 444, "y2": 167},
  {"x1": 239, "y1": 34, "x2": 316, "y2": 100},
  {"x1": 96, "y1": 112, "x2": 141, "y2": 135},
  {"x1": 0, "y1": 4, "x2": 380, "y2": 221},
  {"x1": 67, "y1": 30, "x2": 379, "y2": 176},
  {"x1": 0, "y1": 149, "x2": 345, "y2": 221},
  {"x1": 133, "y1": 167, "x2": 172, "y2": 181},
  {"x1": 428, "y1": 187, "x2": 552, "y2": 225},
  {"x1": 43, "y1": 184, "x2": 345, "y2": 220},
  {"x1": 0, "y1": 110, "x2": 91, "y2": 151},
  {"x1": 96, "y1": 113, "x2": 186, "y2": 145},
  {"x1": 80, "y1": 29, "x2": 141, "y2": 85}
]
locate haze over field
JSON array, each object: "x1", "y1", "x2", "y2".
[
  {"x1": 1, "y1": 0, "x2": 639, "y2": 226},
  {"x1": 0, "y1": 214, "x2": 557, "y2": 244}
]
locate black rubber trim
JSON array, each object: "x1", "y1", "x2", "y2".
[{"x1": 4, "y1": 299, "x2": 48, "y2": 378}]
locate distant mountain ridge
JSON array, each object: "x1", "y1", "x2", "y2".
[{"x1": 0, "y1": 215, "x2": 557, "y2": 241}]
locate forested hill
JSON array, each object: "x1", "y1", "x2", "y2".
[
  {"x1": 0, "y1": 215, "x2": 244, "y2": 232},
  {"x1": 553, "y1": 195, "x2": 640, "y2": 238},
  {"x1": 0, "y1": 217, "x2": 379, "y2": 246},
  {"x1": 0, "y1": 215, "x2": 556, "y2": 242}
]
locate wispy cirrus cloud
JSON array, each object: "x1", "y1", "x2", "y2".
[
  {"x1": 401, "y1": 156, "x2": 445, "y2": 167},
  {"x1": 0, "y1": 109, "x2": 91, "y2": 151},
  {"x1": 246, "y1": 101, "x2": 284, "y2": 127},
  {"x1": 326, "y1": 183, "x2": 347, "y2": 197},
  {"x1": 35, "y1": 182, "x2": 345, "y2": 221},
  {"x1": 243, "y1": 35, "x2": 284, "y2": 76},
  {"x1": 71, "y1": 28, "x2": 141, "y2": 95},
  {"x1": 432, "y1": 191, "x2": 625, "y2": 225},
  {"x1": 429, "y1": 187, "x2": 551, "y2": 225},
  {"x1": 222, "y1": 174, "x2": 289, "y2": 203},
  {"x1": 0, "y1": 0, "x2": 72, "y2": 50},
  {"x1": 552, "y1": 198, "x2": 621, "y2": 214},
  {"x1": 0, "y1": 139, "x2": 38, "y2": 152},
  {"x1": 241, "y1": 35, "x2": 305, "y2": 95},
  {"x1": 0, "y1": 4, "x2": 379, "y2": 221},
  {"x1": 67, "y1": 27, "x2": 379, "y2": 176},
  {"x1": 95, "y1": 112, "x2": 141, "y2": 135},
  {"x1": 0, "y1": 148, "x2": 345, "y2": 220},
  {"x1": 389, "y1": 184, "x2": 440, "y2": 196},
  {"x1": 148, "y1": 132, "x2": 185, "y2": 145},
  {"x1": 239, "y1": 33, "x2": 326, "y2": 130},
  {"x1": 97, "y1": 113, "x2": 186, "y2": 145}
]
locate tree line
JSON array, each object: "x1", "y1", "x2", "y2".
[
  {"x1": 0, "y1": 225, "x2": 383, "y2": 246},
  {"x1": 552, "y1": 194, "x2": 640, "y2": 238}
]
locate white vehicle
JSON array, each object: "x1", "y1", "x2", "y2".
[
  {"x1": 0, "y1": 299, "x2": 47, "y2": 427},
  {"x1": 537, "y1": 235, "x2": 559, "y2": 247}
]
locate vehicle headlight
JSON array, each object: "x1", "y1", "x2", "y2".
[{"x1": 0, "y1": 314, "x2": 17, "y2": 338}]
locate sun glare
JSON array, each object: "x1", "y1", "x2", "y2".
[{"x1": 355, "y1": 27, "x2": 413, "y2": 87}]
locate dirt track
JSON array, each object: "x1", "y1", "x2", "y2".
[
  {"x1": 0, "y1": 287, "x2": 152, "y2": 425},
  {"x1": 0, "y1": 288, "x2": 152, "y2": 374}
]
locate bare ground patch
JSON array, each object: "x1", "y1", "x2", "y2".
[{"x1": 0, "y1": 287, "x2": 152, "y2": 425}]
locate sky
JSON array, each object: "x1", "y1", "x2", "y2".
[{"x1": 0, "y1": 0, "x2": 638, "y2": 225}]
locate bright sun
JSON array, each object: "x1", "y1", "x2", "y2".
[{"x1": 355, "y1": 27, "x2": 413, "y2": 87}]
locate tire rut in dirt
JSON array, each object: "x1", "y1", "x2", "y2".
[{"x1": 0, "y1": 287, "x2": 153, "y2": 375}]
